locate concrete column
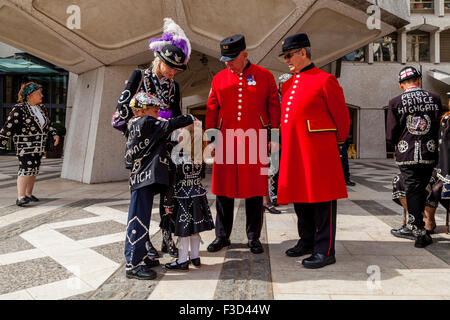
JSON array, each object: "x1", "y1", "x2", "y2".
[
  {"x1": 358, "y1": 108, "x2": 386, "y2": 159},
  {"x1": 366, "y1": 43, "x2": 374, "y2": 64},
  {"x1": 61, "y1": 65, "x2": 136, "y2": 184},
  {"x1": 435, "y1": 0, "x2": 444, "y2": 16},
  {"x1": 430, "y1": 30, "x2": 441, "y2": 64},
  {"x1": 65, "y1": 72, "x2": 78, "y2": 132},
  {"x1": 398, "y1": 30, "x2": 407, "y2": 64}
]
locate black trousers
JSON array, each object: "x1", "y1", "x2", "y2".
[
  {"x1": 215, "y1": 195, "x2": 263, "y2": 241},
  {"x1": 339, "y1": 142, "x2": 350, "y2": 182},
  {"x1": 294, "y1": 200, "x2": 337, "y2": 256},
  {"x1": 399, "y1": 164, "x2": 434, "y2": 230}
]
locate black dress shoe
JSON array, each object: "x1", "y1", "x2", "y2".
[
  {"x1": 302, "y1": 253, "x2": 336, "y2": 269},
  {"x1": 391, "y1": 224, "x2": 415, "y2": 240},
  {"x1": 126, "y1": 265, "x2": 157, "y2": 280},
  {"x1": 25, "y1": 195, "x2": 39, "y2": 202},
  {"x1": 143, "y1": 256, "x2": 160, "y2": 268},
  {"x1": 415, "y1": 233, "x2": 433, "y2": 248},
  {"x1": 346, "y1": 180, "x2": 356, "y2": 186},
  {"x1": 285, "y1": 242, "x2": 313, "y2": 257},
  {"x1": 263, "y1": 204, "x2": 281, "y2": 214},
  {"x1": 248, "y1": 239, "x2": 264, "y2": 254},
  {"x1": 164, "y1": 260, "x2": 189, "y2": 271},
  {"x1": 207, "y1": 238, "x2": 231, "y2": 252},
  {"x1": 190, "y1": 257, "x2": 201, "y2": 267},
  {"x1": 16, "y1": 197, "x2": 30, "y2": 207}
]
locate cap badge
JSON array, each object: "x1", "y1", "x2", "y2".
[
  {"x1": 174, "y1": 54, "x2": 182, "y2": 63},
  {"x1": 223, "y1": 45, "x2": 229, "y2": 49}
]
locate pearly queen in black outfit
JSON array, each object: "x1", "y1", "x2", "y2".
[
  {"x1": 0, "y1": 92, "x2": 57, "y2": 176},
  {"x1": 114, "y1": 18, "x2": 192, "y2": 258},
  {"x1": 164, "y1": 158, "x2": 214, "y2": 237}
]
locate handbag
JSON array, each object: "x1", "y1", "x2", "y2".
[{"x1": 45, "y1": 134, "x2": 56, "y2": 152}]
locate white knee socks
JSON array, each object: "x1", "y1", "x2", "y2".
[
  {"x1": 190, "y1": 234, "x2": 201, "y2": 260},
  {"x1": 178, "y1": 236, "x2": 190, "y2": 263}
]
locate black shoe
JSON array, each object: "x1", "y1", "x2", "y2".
[
  {"x1": 190, "y1": 257, "x2": 201, "y2": 267},
  {"x1": 391, "y1": 224, "x2": 415, "y2": 240},
  {"x1": 263, "y1": 204, "x2": 281, "y2": 214},
  {"x1": 302, "y1": 253, "x2": 336, "y2": 269},
  {"x1": 415, "y1": 234, "x2": 433, "y2": 248},
  {"x1": 207, "y1": 238, "x2": 231, "y2": 252},
  {"x1": 25, "y1": 195, "x2": 39, "y2": 202},
  {"x1": 346, "y1": 180, "x2": 356, "y2": 186},
  {"x1": 126, "y1": 265, "x2": 157, "y2": 280},
  {"x1": 16, "y1": 197, "x2": 30, "y2": 207},
  {"x1": 164, "y1": 259, "x2": 189, "y2": 271},
  {"x1": 285, "y1": 241, "x2": 313, "y2": 257},
  {"x1": 248, "y1": 239, "x2": 264, "y2": 254},
  {"x1": 143, "y1": 256, "x2": 160, "y2": 268}
]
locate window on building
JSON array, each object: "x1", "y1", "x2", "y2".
[
  {"x1": 410, "y1": 0, "x2": 434, "y2": 11},
  {"x1": 441, "y1": 29, "x2": 450, "y2": 62},
  {"x1": 373, "y1": 33, "x2": 398, "y2": 62},
  {"x1": 407, "y1": 31, "x2": 430, "y2": 62},
  {"x1": 342, "y1": 47, "x2": 365, "y2": 62},
  {"x1": 445, "y1": 0, "x2": 450, "y2": 11}
]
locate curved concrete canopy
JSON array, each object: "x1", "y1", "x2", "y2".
[{"x1": 0, "y1": 0, "x2": 409, "y2": 74}]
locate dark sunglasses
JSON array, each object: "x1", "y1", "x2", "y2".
[{"x1": 283, "y1": 49, "x2": 302, "y2": 60}]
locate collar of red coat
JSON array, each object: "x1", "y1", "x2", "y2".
[{"x1": 297, "y1": 63, "x2": 315, "y2": 74}]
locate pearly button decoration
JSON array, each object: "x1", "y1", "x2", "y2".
[
  {"x1": 238, "y1": 112, "x2": 242, "y2": 116},
  {"x1": 287, "y1": 102, "x2": 291, "y2": 105},
  {"x1": 285, "y1": 114, "x2": 289, "y2": 118},
  {"x1": 284, "y1": 120, "x2": 288, "y2": 123},
  {"x1": 286, "y1": 108, "x2": 290, "y2": 112},
  {"x1": 289, "y1": 96, "x2": 293, "y2": 100},
  {"x1": 291, "y1": 91, "x2": 295, "y2": 94},
  {"x1": 237, "y1": 117, "x2": 241, "y2": 121}
]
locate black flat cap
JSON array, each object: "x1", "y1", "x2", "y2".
[
  {"x1": 279, "y1": 33, "x2": 311, "y2": 56},
  {"x1": 220, "y1": 34, "x2": 246, "y2": 62},
  {"x1": 398, "y1": 66, "x2": 422, "y2": 83}
]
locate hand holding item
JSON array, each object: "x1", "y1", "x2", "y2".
[
  {"x1": 54, "y1": 136, "x2": 60, "y2": 147},
  {"x1": 165, "y1": 207, "x2": 173, "y2": 215}
]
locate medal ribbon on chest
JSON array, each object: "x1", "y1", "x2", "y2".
[{"x1": 247, "y1": 75, "x2": 256, "y2": 86}]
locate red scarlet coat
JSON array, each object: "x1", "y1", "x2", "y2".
[
  {"x1": 206, "y1": 63, "x2": 281, "y2": 198},
  {"x1": 277, "y1": 66, "x2": 350, "y2": 204}
]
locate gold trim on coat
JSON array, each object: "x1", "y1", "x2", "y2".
[{"x1": 306, "y1": 120, "x2": 337, "y2": 133}]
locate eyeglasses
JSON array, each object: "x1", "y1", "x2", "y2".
[{"x1": 283, "y1": 49, "x2": 302, "y2": 60}]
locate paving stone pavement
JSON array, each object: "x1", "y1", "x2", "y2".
[{"x1": 0, "y1": 156, "x2": 449, "y2": 300}]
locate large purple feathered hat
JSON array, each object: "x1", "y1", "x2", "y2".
[{"x1": 149, "y1": 18, "x2": 191, "y2": 71}]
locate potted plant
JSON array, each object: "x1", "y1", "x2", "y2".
[{"x1": 45, "y1": 121, "x2": 66, "y2": 158}]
